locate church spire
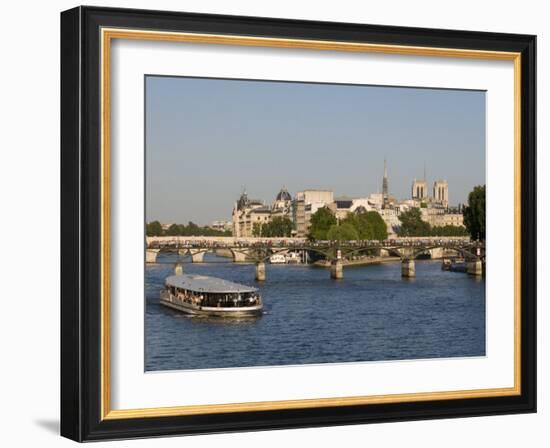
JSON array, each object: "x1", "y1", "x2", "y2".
[{"x1": 382, "y1": 158, "x2": 389, "y2": 203}]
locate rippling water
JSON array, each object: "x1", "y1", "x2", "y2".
[{"x1": 145, "y1": 253, "x2": 485, "y2": 371}]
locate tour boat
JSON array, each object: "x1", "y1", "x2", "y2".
[
  {"x1": 285, "y1": 252, "x2": 301, "y2": 264},
  {"x1": 160, "y1": 273, "x2": 263, "y2": 317},
  {"x1": 269, "y1": 254, "x2": 286, "y2": 264}
]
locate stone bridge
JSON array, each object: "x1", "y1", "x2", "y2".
[{"x1": 146, "y1": 236, "x2": 484, "y2": 281}]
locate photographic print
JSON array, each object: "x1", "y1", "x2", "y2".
[
  {"x1": 61, "y1": 8, "x2": 536, "y2": 440},
  {"x1": 144, "y1": 76, "x2": 487, "y2": 372}
]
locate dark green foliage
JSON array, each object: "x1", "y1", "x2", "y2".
[
  {"x1": 397, "y1": 208, "x2": 432, "y2": 237},
  {"x1": 326, "y1": 222, "x2": 359, "y2": 241},
  {"x1": 252, "y1": 222, "x2": 262, "y2": 237},
  {"x1": 146, "y1": 220, "x2": 163, "y2": 236},
  {"x1": 398, "y1": 208, "x2": 469, "y2": 237},
  {"x1": 259, "y1": 216, "x2": 293, "y2": 237},
  {"x1": 341, "y1": 210, "x2": 388, "y2": 240},
  {"x1": 463, "y1": 185, "x2": 486, "y2": 241},
  {"x1": 145, "y1": 221, "x2": 232, "y2": 237},
  {"x1": 309, "y1": 208, "x2": 388, "y2": 241},
  {"x1": 308, "y1": 207, "x2": 337, "y2": 240}
]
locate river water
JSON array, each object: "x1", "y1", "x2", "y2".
[{"x1": 145, "y1": 253, "x2": 485, "y2": 371}]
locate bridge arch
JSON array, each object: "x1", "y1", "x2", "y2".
[{"x1": 408, "y1": 245, "x2": 480, "y2": 260}]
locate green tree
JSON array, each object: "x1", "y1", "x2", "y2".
[
  {"x1": 308, "y1": 207, "x2": 337, "y2": 240},
  {"x1": 166, "y1": 223, "x2": 180, "y2": 236},
  {"x1": 463, "y1": 185, "x2": 486, "y2": 240},
  {"x1": 327, "y1": 222, "x2": 359, "y2": 241},
  {"x1": 341, "y1": 210, "x2": 388, "y2": 240},
  {"x1": 146, "y1": 220, "x2": 163, "y2": 236},
  {"x1": 148, "y1": 221, "x2": 232, "y2": 237},
  {"x1": 262, "y1": 216, "x2": 293, "y2": 237},
  {"x1": 186, "y1": 221, "x2": 200, "y2": 235},
  {"x1": 252, "y1": 222, "x2": 262, "y2": 237},
  {"x1": 398, "y1": 208, "x2": 431, "y2": 237}
]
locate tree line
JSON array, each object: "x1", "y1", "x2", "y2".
[
  {"x1": 307, "y1": 183, "x2": 485, "y2": 241},
  {"x1": 146, "y1": 186, "x2": 485, "y2": 240},
  {"x1": 146, "y1": 220, "x2": 231, "y2": 237},
  {"x1": 308, "y1": 208, "x2": 388, "y2": 241},
  {"x1": 396, "y1": 184, "x2": 485, "y2": 239},
  {"x1": 396, "y1": 208, "x2": 468, "y2": 237},
  {"x1": 252, "y1": 217, "x2": 293, "y2": 237}
]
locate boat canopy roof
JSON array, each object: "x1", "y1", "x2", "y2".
[{"x1": 165, "y1": 274, "x2": 258, "y2": 294}]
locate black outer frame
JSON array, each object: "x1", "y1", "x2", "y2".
[{"x1": 60, "y1": 6, "x2": 536, "y2": 442}]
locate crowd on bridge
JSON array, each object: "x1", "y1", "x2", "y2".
[{"x1": 147, "y1": 237, "x2": 482, "y2": 250}]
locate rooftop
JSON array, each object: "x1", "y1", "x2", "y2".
[
  {"x1": 165, "y1": 274, "x2": 258, "y2": 294},
  {"x1": 250, "y1": 206, "x2": 271, "y2": 213},
  {"x1": 276, "y1": 187, "x2": 292, "y2": 202}
]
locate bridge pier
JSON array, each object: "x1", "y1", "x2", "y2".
[
  {"x1": 401, "y1": 258, "x2": 416, "y2": 278},
  {"x1": 330, "y1": 259, "x2": 343, "y2": 279},
  {"x1": 189, "y1": 249, "x2": 205, "y2": 263},
  {"x1": 146, "y1": 249, "x2": 159, "y2": 263},
  {"x1": 467, "y1": 259, "x2": 483, "y2": 276},
  {"x1": 255, "y1": 261, "x2": 266, "y2": 281},
  {"x1": 174, "y1": 260, "x2": 183, "y2": 276}
]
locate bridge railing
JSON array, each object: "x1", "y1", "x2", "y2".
[{"x1": 146, "y1": 237, "x2": 481, "y2": 250}]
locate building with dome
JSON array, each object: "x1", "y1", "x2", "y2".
[
  {"x1": 271, "y1": 187, "x2": 293, "y2": 220},
  {"x1": 232, "y1": 187, "x2": 294, "y2": 237}
]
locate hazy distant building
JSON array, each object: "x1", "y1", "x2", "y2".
[
  {"x1": 232, "y1": 187, "x2": 294, "y2": 237},
  {"x1": 329, "y1": 197, "x2": 355, "y2": 221},
  {"x1": 271, "y1": 187, "x2": 293, "y2": 219},
  {"x1": 433, "y1": 180, "x2": 449, "y2": 208},
  {"x1": 294, "y1": 190, "x2": 334, "y2": 237},
  {"x1": 231, "y1": 169, "x2": 463, "y2": 238},
  {"x1": 411, "y1": 178, "x2": 428, "y2": 201},
  {"x1": 421, "y1": 207, "x2": 464, "y2": 227},
  {"x1": 232, "y1": 191, "x2": 267, "y2": 237},
  {"x1": 382, "y1": 159, "x2": 389, "y2": 207},
  {"x1": 210, "y1": 220, "x2": 232, "y2": 232},
  {"x1": 378, "y1": 208, "x2": 400, "y2": 236}
]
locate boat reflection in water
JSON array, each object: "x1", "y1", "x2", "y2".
[{"x1": 160, "y1": 270, "x2": 263, "y2": 317}]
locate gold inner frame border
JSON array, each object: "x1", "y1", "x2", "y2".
[{"x1": 100, "y1": 27, "x2": 522, "y2": 420}]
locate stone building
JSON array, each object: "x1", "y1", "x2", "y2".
[
  {"x1": 294, "y1": 190, "x2": 334, "y2": 237},
  {"x1": 270, "y1": 187, "x2": 293, "y2": 219},
  {"x1": 411, "y1": 178, "x2": 428, "y2": 201},
  {"x1": 232, "y1": 187, "x2": 294, "y2": 237},
  {"x1": 419, "y1": 206, "x2": 464, "y2": 227},
  {"x1": 231, "y1": 191, "x2": 268, "y2": 237},
  {"x1": 209, "y1": 220, "x2": 232, "y2": 232},
  {"x1": 432, "y1": 180, "x2": 449, "y2": 208},
  {"x1": 231, "y1": 168, "x2": 463, "y2": 239}
]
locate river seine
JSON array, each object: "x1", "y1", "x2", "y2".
[{"x1": 145, "y1": 253, "x2": 485, "y2": 371}]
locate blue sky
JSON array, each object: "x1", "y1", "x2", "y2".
[{"x1": 146, "y1": 76, "x2": 485, "y2": 225}]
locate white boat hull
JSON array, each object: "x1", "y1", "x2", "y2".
[{"x1": 160, "y1": 296, "x2": 263, "y2": 317}]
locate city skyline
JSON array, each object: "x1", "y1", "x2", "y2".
[{"x1": 146, "y1": 76, "x2": 486, "y2": 225}]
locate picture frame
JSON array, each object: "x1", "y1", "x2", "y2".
[{"x1": 60, "y1": 5, "x2": 536, "y2": 441}]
